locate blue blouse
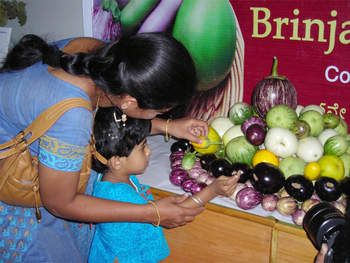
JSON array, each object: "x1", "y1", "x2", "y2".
[{"x1": 89, "y1": 175, "x2": 170, "y2": 263}]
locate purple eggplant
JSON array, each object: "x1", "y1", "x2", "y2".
[
  {"x1": 284, "y1": 175, "x2": 314, "y2": 202},
  {"x1": 170, "y1": 140, "x2": 192, "y2": 153},
  {"x1": 169, "y1": 168, "x2": 189, "y2": 186},
  {"x1": 199, "y1": 154, "x2": 217, "y2": 171},
  {"x1": 235, "y1": 187, "x2": 262, "y2": 210},
  {"x1": 245, "y1": 124, "x2": 266, "y2": 146},
  {"x1": 315, "y1": 177, "x2": 341, "y2": 202},
  {"x1": 251, "y1": 163, "x2": 285, "y2": 194},
  {"x1": 181, "y1": 178, "x2": 196, "y2": 193},
  {"x1": 190, "y1": 182, "x2": 207, "y2": 195},
  {"x1": 251, "y1": 57, "x2": 297, "y2": 118},
  {"x1": 209, "y1": 158, "x2": 232, "y2": 178},
  {"x1": 241, "y1": 116, "x2": 266, "y2": 134},
  {"x1": 138, "y1": 0, "x2": 183, "y2": 33}
]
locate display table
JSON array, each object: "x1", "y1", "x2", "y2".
[{"x1": 137, "y1": 136, "x2": 318, "y2": 262}]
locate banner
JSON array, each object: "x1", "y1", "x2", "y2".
[{"x1": 230, "y1": 0, "x2": 350, "y2": 124}]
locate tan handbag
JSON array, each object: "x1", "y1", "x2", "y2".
[{"x1": 0, "y1": 98, "x2": 93, "y2": 221}]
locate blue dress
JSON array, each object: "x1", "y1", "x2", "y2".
[
  {"x1": 0, "y1": 39, "x2": 95, "y2": 262},
  {"x1": 88, "y1": 175, "x2": 170, "y2": 263}
]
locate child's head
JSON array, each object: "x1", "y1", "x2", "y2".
[{"x1": 93, "y1": 106, "x2": 151, "y2": 174}]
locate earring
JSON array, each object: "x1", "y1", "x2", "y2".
[{"x1": 113, "y1": 111, "x2": 127, "y2": 127}]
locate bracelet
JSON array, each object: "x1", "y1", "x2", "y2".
[
  {"x1": 148, "y1": 200, "x2": 161, "y2": 227},
  {"x1": 190, "y1": 195, "x2": 204, "y2": 207},
  {"x1": 164, "y1": 119, "x2": 172, "y2": 142}
]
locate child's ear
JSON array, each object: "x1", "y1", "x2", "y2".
[{"x1": 109, "y1": 156, "x2": 122, "y2": 170}]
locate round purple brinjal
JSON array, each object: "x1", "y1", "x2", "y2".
[
  {"x1": 314, "y1": 177, "x2": 341, "y2": 202},
  {"x1": 284, "y1": 175, "x2": 314, "y2": 202},
  {"x1": 251, "y1": 162, "x2": 285, "y2": 194},
  {"x1": 190, "y1": 182, "x2": 207, "y2": 195},
  {"x1": 199, "y1": 154, "x2": 217, "y2": 171},
  {"x1": 245, "y1": 124, "x2": 266, "y2": 146},
  {"x1": 241, "y1": 116, "x2": 266, "y2": 134},
  {"x1": 235, "y1": 187, "x2": 263, "y2": 210},
  {"x1": 169, "y1": 168, "x2": 189, "y2": 186},
  {"x1": 209, "y1": 158, "x2": 232, "y2": 178},
  {"x1": 170, "y1": 139, "x2": 192, "y2": 153},
  {"x1": 231, "y1": 162, "x2": 252, "y2": 183},
  {"x1": 169, "y1": 151, "x2": 185, "y2": 163},
  {"x1": 181, "y1": 178, "x2": 196, "y2": 193}
]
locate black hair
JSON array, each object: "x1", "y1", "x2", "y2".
[
  {"x1": 92, "y1": 106, "x2": 151, "y2": 174},
  {"x1": 1, "y1": 33, "x2": 197, "y2": 110}
]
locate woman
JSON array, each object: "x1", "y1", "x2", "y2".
[{"x1": 0, "y1": 33, "x2": 211, "y2": 262}]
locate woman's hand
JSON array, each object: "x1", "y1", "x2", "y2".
[
  {"x1": 168, "y1": 117, "x2": 208, "y2": 144},
  {"x1": 209, "y1": 172, "x2": 240, "y2": 197},
  {"x1": 155, "y1": 195, "x2": 205, "y2": 228}
]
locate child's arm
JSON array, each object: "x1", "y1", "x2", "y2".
[{"x1": 180, "y1": 173, "x2": 240, "y2": 208}]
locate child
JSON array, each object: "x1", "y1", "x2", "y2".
[{"x1": 89, "y1": 107, "x2": 239, "y2": 263}]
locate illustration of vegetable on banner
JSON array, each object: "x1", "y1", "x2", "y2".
[{"x1": 92, "y1": 0, "x2": 244, "y2": 121}]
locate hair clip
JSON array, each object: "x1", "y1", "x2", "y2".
[{"x1": 113, "y1": 111, "x2": 127, "y2": 127}]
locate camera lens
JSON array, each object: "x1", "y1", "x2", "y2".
[{"x1": 303, "y1": 202, "x2": 345, "y2": 250}]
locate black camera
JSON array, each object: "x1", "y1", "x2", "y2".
[{"x1": 303, "y1": 202, "x2": 346, "y2": 263}]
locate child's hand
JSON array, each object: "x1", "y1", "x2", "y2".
[{"x1": 209, "y1": 172, "x2": 241, "y2": 197}]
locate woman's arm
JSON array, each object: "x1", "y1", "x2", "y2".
[
  {"x1": 151, "y1": 117, "x2": 208, "y2": 143},
  {"x1": 180, "y1": 174, "x2": 239, "y2": 208},
  {"x1": 39, "y1": 165, "x2": 204, "y2": 228}
]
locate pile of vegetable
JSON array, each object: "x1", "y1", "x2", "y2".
[{"x1": 168, "y1": 57, "x2": 350, "y2": 226}]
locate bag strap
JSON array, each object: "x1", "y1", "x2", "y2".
[{"x1": 0, "y1": 98, "x2": 92, "y2": 158}]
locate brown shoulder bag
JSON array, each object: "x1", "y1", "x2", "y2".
[{"x1": 0, "y1": 98, "x2": 94, "y2": 221}]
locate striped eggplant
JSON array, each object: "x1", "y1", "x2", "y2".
[{"x1": 251, "y1": 56, "x2": 297, "y2": 118}]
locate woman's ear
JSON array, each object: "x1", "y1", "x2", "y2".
[{"x1": 120, "y1": 94, "x2": 137, "y2": 110}]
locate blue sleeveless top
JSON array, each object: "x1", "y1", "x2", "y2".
[
  {"x1": 88, "y1": 175, "x2": 170, "y2": 263},
  {"x1": 0, "y1": 38, "x2": 94, "y2": 263}
]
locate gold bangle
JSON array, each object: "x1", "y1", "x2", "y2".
[
  {"x1": 148, "y1": 200, "x2": 161, "y2": 227},
  {"x1": 164, "y1": 119, "x2": 172, "y2": 142},
  {"x1": 190, "y1": 195, "x2": 204, "y2": 207}
]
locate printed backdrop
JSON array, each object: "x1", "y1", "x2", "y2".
[{"x1": 92, "y1": 0, "x2": 350, "y2": 124}]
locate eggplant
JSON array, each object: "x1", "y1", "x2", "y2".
[
  {"x1": 241, "y1": 116, "x2": 266, "y2": 134},
  {"x1": 251, "y1": 162, "x2": 285, "y2": 194},
  {"x1": 209, "y1": 158, "x2": 232, "y2": 178},
  {"x1": 315, "y1": 177, "x2": 341, "y2": 202},
  {"x1": 170, "y1": 139, "x2": 192, "y2": 153},
  {"x1": 169, "y1": 168, "x2": 189, "y2": 186},
  {"x1": 231, "y1": 162, "x2": 252, "y2": 183},
  {"x1": 284, "y1": 175, "x2": 314, "y2": 202},
  {"x1": 245, "y1": 124, "x2": 266, "y2": 146},
  {"x1": 199, "y1": 154, "x2": 217, "y2": 171},
  {"x1": 235, "y1": 187, "x2": 262, "y2": 210},
  {"x1": 251, "y1": 56, "x2": 297, "y2": 118}
]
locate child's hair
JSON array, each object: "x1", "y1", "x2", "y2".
[{"x1": 92, "y1": 106, "x2": 151, "y2": 174}]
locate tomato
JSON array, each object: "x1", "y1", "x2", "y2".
[{"x1": 252, "y1": 149, "x2": 279, "y2": 167}]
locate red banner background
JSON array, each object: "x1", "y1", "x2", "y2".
[{"x1": 229, "y1": 0, "x2": 350, "y2": 124}]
